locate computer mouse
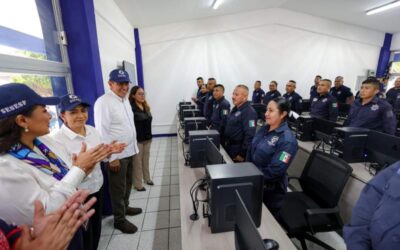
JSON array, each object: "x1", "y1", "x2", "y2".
[{"x1": 263, "y1": 238, "x2": 279, "y2": 250}]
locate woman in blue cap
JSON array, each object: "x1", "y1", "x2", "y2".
[{"x1": 0, "y1": 83, "x2": 111, "y2": 250}]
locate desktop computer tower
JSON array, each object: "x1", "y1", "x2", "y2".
[
  {"x1": 296, "y1": 116, "x2": 314, "y2": 141},
  {"x1": 179, "y1": 104, "x2": 195, "y2": 121},
  {"x1": 188, "y1": 130, "x2": 220, "y2": 168},
  {"x1": 205, "y1": 163, "x2": 264, "y2": 233},
  {"x1": 182, "y1": 109, "x2": 202, "y2": 122},
  {"x1": 183, "y1": 117, "x2": 207, "y2": 143},
  {"x1": 332, "y1": 127, "x2": 370, "y2": 163}
]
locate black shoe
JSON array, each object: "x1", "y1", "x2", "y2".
[
  {"x1": 135, "y1": 187, "x2": 146, "y2": 192},
  {"x1": 114, "y1": 220, "x2": 138, "y2": 234},
  {"x1": 146, "y1": 180, "x2": 154, "y2": 186},
  {"x1": 126, "y1": 207, "x2": 142, "y2": 216}
]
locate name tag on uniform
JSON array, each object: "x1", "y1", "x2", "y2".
[
  {"x1": 271, "y1": 94, "x2": 275, "y2": 97},
  {"x1": 235, "y1": 111, "x2": 241, "y2": 117},
  {"x1": 322, "y1": 98, "x2": 327, "y2": 103},
  {"x1": 312, "y1": 98, "x2": 318, "y2": 102},
  {"x1": 249, "y1": 120, "x2": 255, "y2": 128},
  {"x1": 279, "y1": 151, "x2": 292, "y2": 164},
  {"x1": 267, "y1": 136, "x2": 279, "y2": 146},
  {"x1": 371, "y1": 104, "x2": 379, "y2": 111},
  {"x1": 289, "y1": 97, "x2": 293, "y2": 101},
  {"x1": 337, "y1": 91, "x2": 342, "y2": 95},
  {"x1": 223, "y1": 109, "x2": 229, "y2": 115},
  {"x1": 216, "y1": 104, "x2": 219, "y2": 109}
]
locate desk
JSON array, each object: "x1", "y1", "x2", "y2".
[
  {"x1": 177, "y1": 131, "x2": 297, "y2": 250},
  {"x1": 288, "y1": 140, "x2": 374, "y2": 224}
]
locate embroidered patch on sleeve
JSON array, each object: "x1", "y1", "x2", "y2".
[
  {"x1": 332, "y1": 103, "x2": 338, "y2": 108},
  {"x1": 249, "y1": 120, "x2": 255, "y2": 128},
  {"x1": 279, "y1": 151, "x2": 291, "y2": 164}
]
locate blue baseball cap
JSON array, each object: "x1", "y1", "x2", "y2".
[
  {"x1": 59, "y1": 94, "x2": 91, "y2": 112},
  {"x1": 109, "y1": 69, "x2": 130, "y2": 83},
  {"x1": 0, "y1": 83, "x2": 60, "y2": 119}
]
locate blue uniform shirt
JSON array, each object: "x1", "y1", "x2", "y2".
[
  {"x1": 310, "y1": 93, "x2": 339, "y2": 121},
  {"x1": 386, "y1": 87, "x2": 400, "y2": 108},
  {"x1": 203, "y1": 92, "x2": 214, "y2": 124},
  {"x1": 394, "y1": 94, "x2": 400, "y2": 111},
  {"x1": 263, "y1": 90, "x2": 281, "y2": 105},
  {"x1": 330, "y1": 85, "x2": 353, "y2": 103},
  {"x1": 210, "y1": 96, "x2": 231, "y2": 134},
  {"x1": 283, "y1": 91, "x2": 303, "y2": 115},
  {"x1": 247, "y1": 122, "x2": 298, "y2": 181},
  {"x1": 224, "y1": 101, "x2": 257, "y2": 158},
  {"x1": 310, "y1": 85, "x2": 318, "y2": 100},
  {"x1": 344, "y1": 161, "x2": 400, "y2": 250},
  {"x1": 196, "y1": 92, "x2": 207, "y2": 115},
  {"x1": 344, "y1": 96, "x2": 396, "y2": 135},
  {"x1": 252, "y1": 89, "x2": 265, "y2": 104}
]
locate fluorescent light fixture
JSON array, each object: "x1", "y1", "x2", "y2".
[
  {"x1": 211, "y1": 0, "x2": 224, "y2": 10},
  {"x1": 366, "y1": 0, "x2": 400, "y2": 15}
]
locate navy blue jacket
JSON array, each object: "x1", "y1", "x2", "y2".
[
  {"x1": 344, "y1": 161, "x2": 400, "y2": 250},
  {"x1": 210, "y1": 96, "x2": 231, "y2": 134},
  {"x1": 196, "y1": 92, "x2": 207, "y2": 116},
  {"x1": 203, "y1": 92, "x2": 214, "y2": 124},
  {"x1": 310, "y1": 93, "x2": 339, "y2": 121},
  {"x1": 344, "y1": 96, "x2": 396, "y2": 135},
  {"x1": 310, "y1": 85, "x2": 318, "y2": 100},
  {"x1": 386, "y1": 87, "x2": 400, "y2": 108},
  {"x1": 283, "y1": 91, "x2": 303, "y2": 115},
  {"x1": 252, "y1": 89, "x2": 265, "y2": 104},
  {"x1": 330, "y1": 85, "x2": 353, "y2": 103},
  {"x1": 263, "y1": 90, "x2": 281, "y2": 105},
  {"x1": 224, "y1": 101, "x2": 257, "y2": 158}
]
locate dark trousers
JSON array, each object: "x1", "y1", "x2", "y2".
[
  {"x1": 107, "y1": 156, "x2": 134, "y2": 224},
  {"x1": 67, "y1": 228, "x2": 83, "y2": 250},
  {"x1": 263, "y1": 177, "x2": 288, "y2": 220},
  {"x1": 83, "y1": 186, "x2": 103, "y2": 250}
]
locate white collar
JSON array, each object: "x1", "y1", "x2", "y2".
[
  {"x1": 108, "y1": 90, "x2": 126, "y2": 102},
  {"x1": 61, "y1": 124, "x2": 90, "y2": 140}
]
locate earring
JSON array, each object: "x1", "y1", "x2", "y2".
[{"x1": 24, "y1": 127, "x2": 29, "y2": 133}]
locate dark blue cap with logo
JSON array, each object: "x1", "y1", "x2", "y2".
[
  {"x1": 59, "y1": 94, "x2": 91, "y2": 112},
  {"x1": 109, "y1": 69, "x2": 130, "y2": 83},
  {"x1": 0, "y1": 83, "x2": 60, "y2": 119}
]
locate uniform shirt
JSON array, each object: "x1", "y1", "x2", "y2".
[
  {"x1": 344, "y1": 96, "x2": 396, "y2": 135},
  {"x1": 252, "y1": 89, "x2": 265, "y2": 104},
  {"x1": 210, "y1": 96, "x2": 230, "y2": 134},
  {"x1": 310, "y1": 85, "x2": 318, "y2": 100},
  {"x1": 344, "y1": 161, "x2": 400, "y2": 250},
  {"x1": 0, "y1": 135, "x2": 86, "y2": 226},
  {"x1": 196, "y1": 92, "x2": 207, "y2": 115},
  {"x1": 203, "y1": 92, "x2": 214, "y2": 124},
  {"x1": 386, "y1": 87, "x2": 400, "y2": 107},
  {"x1": 330, "y1": 85, "x2": 353, "y2": 103},
  {"x1": 283, "y1": 91, "x2": 303, "y2": 115},
  {"x1": 94, "y1": 91, "x2": 139, "y2": 162},
  {"x1": 263, "y1": 90, "x2": 281, "y2": 105},
  {"x1": 52, "y1": 124, "x2": 103, "y2": 194},
  {"x1": 310, "y1": 93, "x2": 339, "y2": 121},
  {"x1": 394, "y1": 95, "x2": 400, "y2": 111},
  {"x1": 247, "y1": 122, "x2": 298, "y2": 181},
  {"x1": 131, "y1": 102, "x2": 153, "y2": 142},
  {"x1": 224, "y1": 101, "x2": 257, "y2": 158}
]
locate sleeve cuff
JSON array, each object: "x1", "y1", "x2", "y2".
[{"x1": 61, "y1": 166, "x2": 86, "y2": 188}]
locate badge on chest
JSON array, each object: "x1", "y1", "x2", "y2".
[{"x1": 267, "y1": 136, "x2": 279, "y2": 146}]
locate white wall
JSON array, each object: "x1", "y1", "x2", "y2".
[
  {"x1": 140, "y1": 8, "x2": 384, "y2": 134},
  {"x1": 391, "y1": 32, "x2": 400, "y2": 51},
  {"x1": 94, "y1": 0, "x2": 136, "y2": 92}
]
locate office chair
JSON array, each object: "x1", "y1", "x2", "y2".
[{"x1": 279, "y1": 150, "x2": 353, "y2": 250}]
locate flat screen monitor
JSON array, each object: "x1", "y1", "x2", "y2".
[
  {"x1": 365, "y1": 130, "x2": 400, "y2": 169},
  {"x1": 206, "y1": 138, "x2": 224, "y2": 165},
  {"x1": 313, "y1": 118, "x2": 342, "y2": 141},
  {"x1": 338, "y1": 103, "x2": 350, "y2": 117},
  {"x1": 251, "y1": 103, "x2": 266, "y2": 121},
  {"x1": 302, "y1": 99, "x2": 311, "y2": 113}
]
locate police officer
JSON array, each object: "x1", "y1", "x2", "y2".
[
  {"x1": 252, "y1": 80, "x2": 265, "y2": 104},
  {"x1": 191, "y1": 76, "x2": 204, "y2": 104},
  {"x1": 330, "y1": 76, "x2": 354, "y2": 104},
  {"x1": 210, "y1": 84, "x2": 230, "y2": 136},
  {"x1": 224, "y1": 84, "x2": 257, "y2": 162},
  {"x1": 263, "y1": 81, "x2": 281, "y2": 105},
  {"x1": 344, "y1": 160, "x2": 400, "y2": 250},
  {"x1": 386, "y1": 77, "x2": 400, "y2": 109},
  {"x1": 283, "y1": 80, "x2": 303, "y2": 115},
  {"x1": 310, "y1": 75, "x2": 321, "y2": 100},
  {"x1": 310, "y1": 79, "x2": 339, "y2": 121},
  {"x1": 203, "y1": 78, "x2": 217, "y2": 124},
  {"x1": 247, "y1": 97, "x2": 298, "y2": 218},
  {"x1": 196, "y1": 84, "x2": 208, "y2": 115},
  {"x1": 344, "y1": 77, "x2": 396, "y2": 135}
]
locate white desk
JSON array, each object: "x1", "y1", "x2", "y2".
[{"x1": 177, "y1": 131, "x2": 297, "y2": 250}]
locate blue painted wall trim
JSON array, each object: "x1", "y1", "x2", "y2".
[
  {"x1": 59, "y1": 0, "x2": 104, "y2": 125},
  {"x1": 0, "y1": 25, "x2": 45, "y2": 54},
  {"x1": 376, "y1": 33, "x2": 392, "y2": 78},
  {"x1": 134, "y1": 28, "x2": 144, "y2": 88}
]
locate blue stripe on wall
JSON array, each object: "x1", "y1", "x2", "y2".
[
  {"x1": 0, "y1": 25, "x2": 45, "y2": 54},
  {"x1": 134, "y1": 28, "x2": 144, "y2": 89},
  {"x1": 376, "y1": 33, "x2": 392, "y2": 78}
]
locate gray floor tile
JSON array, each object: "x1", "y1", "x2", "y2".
[
  {"x1": 153, "y1": 176, "x2": 171, "y2": 186},
  {"x1": 128, "y1": 198, "x2": 148, "y2": 211},
  {"x1": 170, "y1": 175, "x2": 179, "y2": 185},
  {"x1": 153, "y1": 168, "x2": 171, "y2": 177},
  {"x1": 107, "y1": 233, "x2": 140, "y2": 250},
  {"x1": 147, "y1": 197, "x2": 170, "y2": 212},
  {"x1": 138, "y1": 229, "x2": 169, "y2": 250},
  {"x1": 130, "y1": 188, "x2": 150, "y2": 199},
  {"x1": 169, "y1": 227, "x2": 182, "y2": 250},
  {"x1": 170, "y1": 167, "x2": 179, "y2": 175},
  {"x1": 170, "y1": 184, "x2": 180, "y2": 196},
  {"x1": 114, "y1": 213, "x2": 145, "y2": 235},
  {"x1": 142, "y1": 211, "x2": 170, "y2": 231},
  {"x1": 98, "y1": 234, "x2": 111, "y2": 250},
  {"x1": 169, "y1": 209, "x2": 181, "y2": 228},
  {"x1": 155, "y1": 162, "x2": 171, "y2": 169},
  {"x1": 149, "y1": 185, "x2": 170, "y2": 198},
  {"x1": 170, "y1": 196, "x2": 180, "y2": 210}
]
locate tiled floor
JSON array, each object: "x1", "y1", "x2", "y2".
[{"x1": 99, "y1": 137, "x2": 181, "y2": 250}]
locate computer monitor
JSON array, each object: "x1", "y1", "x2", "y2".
[
  {"x1": 302, "y1": 99, "x2": 311, "y2": 113},
  {"x1": 206, "y1": 138, "x2": 224, "y2": 165},
  {"x1": 338, "y1": 103, "x2": 350, "y2": 118},
  {"x1": 365, "y1": 130, "x2": 400, "y2": 169},
  {"x1": 312, "y1": 118, "x2": 342, "y2": 142},
  {"x1": 251, "y1": 103, "x2": 266, "y2": 121}
]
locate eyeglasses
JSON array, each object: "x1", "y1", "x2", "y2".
[{"x1": 136, "y1": 93, "x2": 145, "y2": 96}]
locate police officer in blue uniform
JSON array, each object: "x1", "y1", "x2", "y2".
[
  {"x1": 386, "y1": 77, "x2": 400, "y2": 109},
  {"x1": 252, "y1": 80, "x2": 265, "y2": 104},
  {"x1": 191, "y1": 76, "x2": 204, "y2": 104},
  {"x1": 344, "y1": 77, "x2": 396, "y2": 135},
  {"x1": 203, "y1": 78, "x2": 216, "y2": 124},
  {"x1": 344, "y1": 160, "x2": 400, "y2": 250},
  {"x1": 210, "y1": 84, "x2": 230, "y2": 137},
  {"x1": 309, "y1": 75, "x2": 321, "y2": 100},
  {"x1": 283, "y1": 80, "x2": 303, "y2": 115},
  {"x1": 310, "y1": 79, "x2": 339, "y2": 122},
  {"x1": 196, "y1": 84, "x2": 208, "y2": 115},
  {"x1": 224, "y1": 84, "x2": 257, "y2": 162},
  {"x1": 247, "y1": 97, "x2": 298, "y2": 218},
  {"x1": 263, "y1": 81, "x2": 281, "y2": 105},
  {"x1": 330, "y1": 76, "x2": 354, "y2": 104}
]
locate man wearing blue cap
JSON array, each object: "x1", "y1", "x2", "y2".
[{"x1": 94, "y1": 69, "x2": 142, "y2": 234}]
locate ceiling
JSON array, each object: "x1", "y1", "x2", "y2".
[{"x1": 114, "y1": 0, "x2": 400, "y2": 33}]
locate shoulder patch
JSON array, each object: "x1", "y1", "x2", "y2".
[
  {"x1": 279, "y1": 151, "x2": 291, "y2": 164},
  {"x1": 249, "y1": 120, "x2": 255, "y2": 128},
  {"x1": 332, "y1": 102, "x2": 338, "y2": 108}
]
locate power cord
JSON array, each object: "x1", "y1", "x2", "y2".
[{"x1": 189, "y1": 177, "x2": 210, "y2": 221}]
